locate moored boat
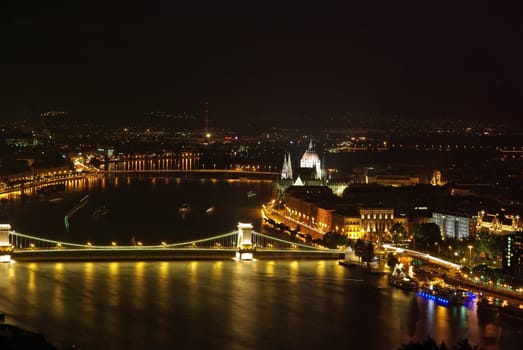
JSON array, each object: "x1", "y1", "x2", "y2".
[
  {"x1": 389, "y1": 263, "x2": 419, "y2": 291},
  {"x1": 418, "y1": 280, "x2": 472, "y2": 305},
  {"x1": 390, "y1": 275, "x2": 419, "y2": 291},
  {"x1": 498, "y1": 300, "x2": 523, "y2": 320}
]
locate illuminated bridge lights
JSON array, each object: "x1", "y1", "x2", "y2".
[{"x1": 7, "y1": 230, "x2": 345, "y2": 259}]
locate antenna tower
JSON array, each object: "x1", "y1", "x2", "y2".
[{"x1": 204, "y1": 101, "x2": 209, "y2": 136}]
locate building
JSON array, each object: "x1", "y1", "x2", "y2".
[
  {"x1": 282, "y1": 186, "x2": 409, "y2": 241},
  {"x1": 359, "y1": 207, "x2": 398, "y2": 241},
  {"x1": 276, "y1": 138, "x2": 325, "y2": 198},
  {"x1": 502, "y1": 233, "x2": 523, "y2": 277},
  {"x1": 300, "y1": 138, "x2": 322, "y2": 180},
  {"x1": 476, "y1": 211, "x2": 522, "y2": 234},
  {"x1": 431, "y1": 212, "x2": 477, "y2": 239},
  {"x1": 331, "y1": 208, "x2": 362, "y2": 239},
  {"x1": 0, "y1": 224, "x2": 13, "y2": 262},
  {"x1": 283, "y1": 186, "x2": 335, "y2": 231},
  {"x1": 366, "y1": 175, "x2": 420, "y2": 187}
]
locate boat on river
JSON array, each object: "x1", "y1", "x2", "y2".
[
  {"x1": 49, "y1": 196, "x2": 64, "y2": 204},
  {"x1": 390, "y1": 275, "x2": 419, "y2": 291},
  {"x1": 178, "y1": 203, "x2": 192, "y2": 215},
  {"x1": 389, "y1": 266, "x2": 418, "y2": 291},
  {"x1": 92, "y1": 205, "x2": 110, "y2": 220},
  {"x1": 418, "y1": 279, "x2": 473, "y2": 305},
  {"x1": 498, "y1": 300, "x2": 523, "y2": 320},
  {"x1": 389, "y1": 263, "x2": 419, "y2": 291},
  {"x1": 476, "y1": 295, "x2": 500, "y2": 314}
]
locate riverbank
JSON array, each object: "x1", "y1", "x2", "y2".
[
  {"x1": 0, "y1": 173, "x2": 89, "y2": 198},
  {"x1": 443, "y1": 273, "x2": 523, "y2": 303},
  {"x1": 261, "y1": 206, "x2": 325, "y2": 241},
  {"x1": 0, "y1": 322, "x2": 58, "y2": 349}
]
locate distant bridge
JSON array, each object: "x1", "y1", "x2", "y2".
[
  {"x1": 99, "y1": 169, "x2": 279, "y2": 177},
  {"x1": 6, "y1": 230, "x2": 343, "y2": 262}
]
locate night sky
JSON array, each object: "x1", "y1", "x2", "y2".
[{"x1": 1, "y1": 1, "x2": 522, "y2": 125}]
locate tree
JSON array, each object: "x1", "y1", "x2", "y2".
[
  {"x1": 399, "y1": 336, "x2": 448, "y2": 350},
  {"x1": 354, "y1": 240, "x2": 375, "y2": 262},
  {"x1": 398, "y1": 336, "x2": 474, "y2": 350},
  {"x1": 475, "y1": 229, "x2": 504, "y2": 262},
  {"x1": 391, "y1": 222, "x2": 407, "y2": 243},
  {"x1": 321, "y1": 231, "x2": 349, "y2": 249},
  {"x1": 413, "y1": 223, "x2": 442, "y2": 251},
  {"x1": 354, "y1": 239, "x2": 365, "y2": 261}
]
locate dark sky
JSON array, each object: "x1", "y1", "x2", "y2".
[{"x1": 1, "y1": 0, "x2": 522, "y2": 125}]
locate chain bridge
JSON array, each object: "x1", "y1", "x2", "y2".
[{"x1": 2, "y1": 224, "x2": 343, "y2": 262}]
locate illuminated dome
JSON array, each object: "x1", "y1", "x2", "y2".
[
  {"x1": 300, "y1": 139, "x2": 321, "y2": 169},
  {"x1": 300, "y1": 150, "x2": 320, "y2": 168}
]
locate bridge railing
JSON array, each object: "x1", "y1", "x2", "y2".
[
  {"x1": 10, "y1": 231, "x2": 92, "y2": 250},
  {"x1": 8, "y1": 231, "x2": 241, "y2": 251},
  {"x1": 252, "y1": 231, "x2": 329, "y2": 251}
]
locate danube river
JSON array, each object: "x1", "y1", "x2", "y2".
[{"x1": 0, "y1": 174, "x2": 522, "y2": 349}]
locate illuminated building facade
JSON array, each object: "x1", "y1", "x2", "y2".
[
  {"x1": 476, "y1": 211, "x2": 522, "y2": 234},
  {"x1": 359, "y1": 208, "x2": 396, "y2": 241},
  {"x1": 502, "y1": 233, "x2": 523, "y2": 277},
  {"x1": 332, "y1": 210, "x2": 362, "y2": 240},
  {"x1": 0, "y1": 224, "x2": 13, "y2": 262},
  {"x1": 282, "y1": 186, "x2": 409, "y2": 241},
  {"x1": 431, "y1": 212, "x2": 477, "y2": 239},
  {"x1": 299, "y1": 138, "x2": 322, "y2": 180},
  {"x1": 366, "y1": 175, "x2": 419, "y2": 187}
]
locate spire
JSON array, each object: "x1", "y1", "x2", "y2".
[
  {"x1": 308, "y1": 137, "x2": 313, "y2": 151},
  {"x1": 281, "y1": 153, "x2": 288, "y2": 179},
  {"x1": 281, "y1": 152, "x2": 293, "y2": 180},
  {"x1": 287, "y1": 152, "x2": 293, "y2": 180}
]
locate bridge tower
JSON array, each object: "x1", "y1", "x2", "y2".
[
  {"x1": 236, "y1": 222, "x2": 255, "y2": 260},
  {"x1": 0, "y1": 224, "x2": 13, "y2": 263}
]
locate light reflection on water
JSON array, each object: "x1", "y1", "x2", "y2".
[
  {"x1": 2, "y1": 175, "x2": 274, "y2": 245},
  {"x1": 1, "y1": 260, "x2": 521, "y2": 350},
  {"x1": 1, "y1": 175, "x2": 522, "y2": 349}
]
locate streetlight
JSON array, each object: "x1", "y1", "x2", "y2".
[{"x1": 468, "y1": 245, "x2": 473, "y2": 267}]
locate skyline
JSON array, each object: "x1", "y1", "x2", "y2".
[{"x1": 1, "y1": 1, "x2": 522, "y2": 126}]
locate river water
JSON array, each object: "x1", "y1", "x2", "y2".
[{"x1": 0, "y1": 174, "x2": 521, "y2": 349}]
